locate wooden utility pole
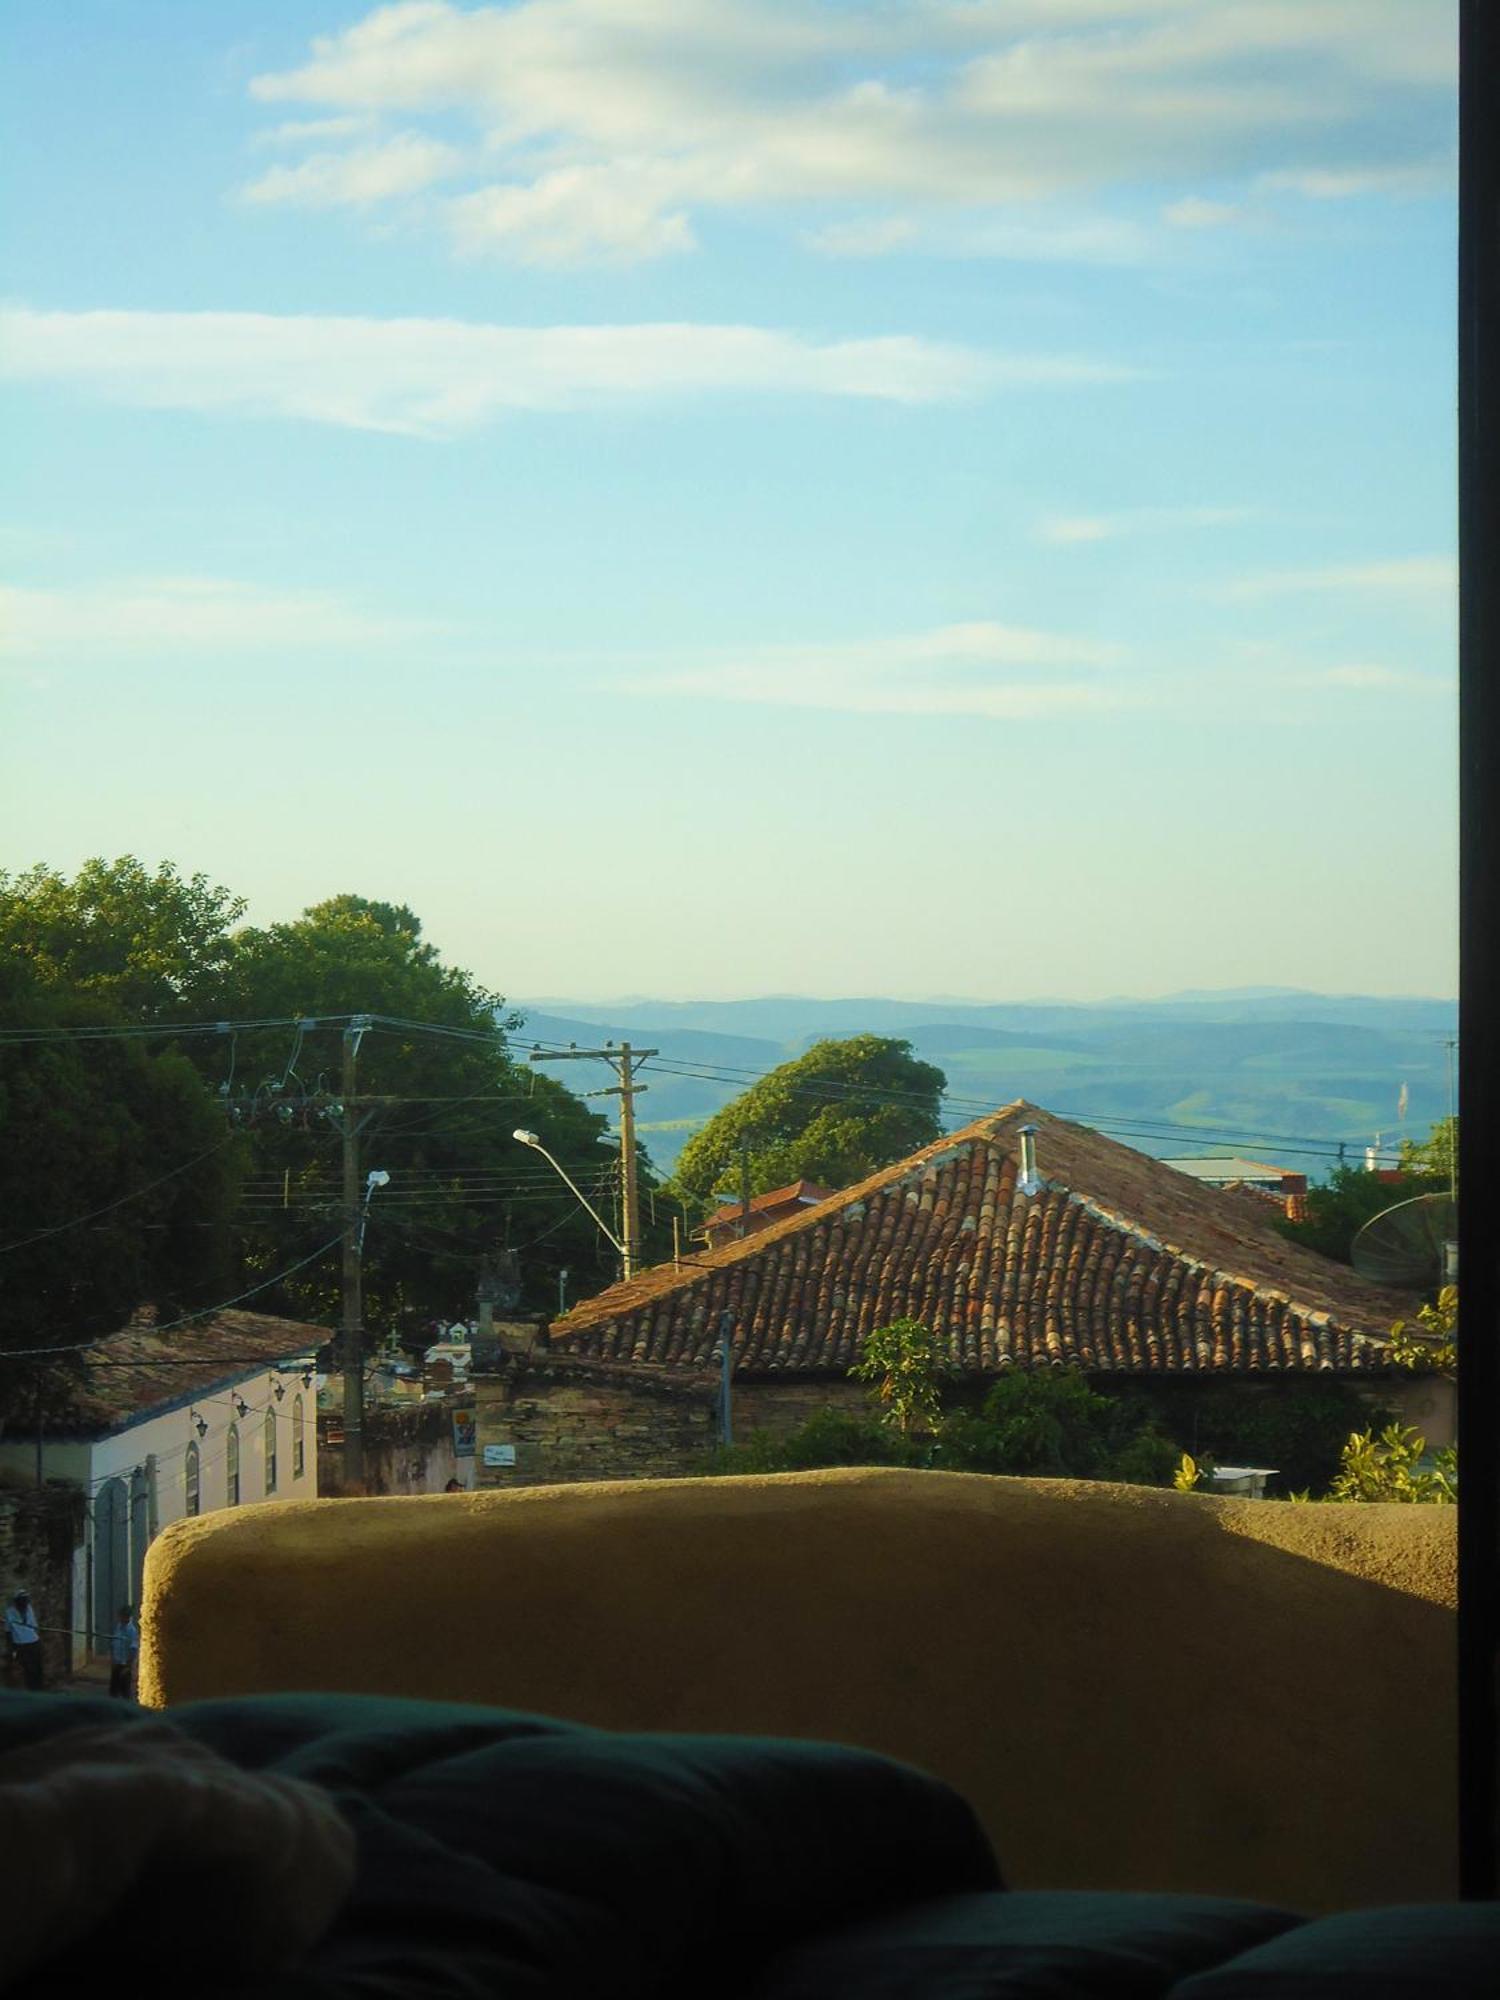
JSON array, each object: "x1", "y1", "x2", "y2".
[
  {"x1": 738, "y1": 1134, "x2": 753, "y2": 1240},
  {"x1": 339, "y1": 1019, "x2": 366, "y2": 1490},
  {"x1": 528, "y1": 1042, "x2": 657, "y2": 1279}
]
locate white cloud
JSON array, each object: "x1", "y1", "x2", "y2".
[
  {"x1": 448, "y1": 165, "x2": 696, "y2": 263},
  {"x1": 615, "y1": 619, "x2": 1126, "y2": 720},
  {"x1": 256, "y1": 115, "x2": 377, "y2": 147},
  {"x1": 0, "y1": 576, "x2": 431, "y2": 656},
  {"x1": 1310, "y1": 663, "x2": 1450, "y2": 691},
  {"x1": 1259, "y1": 164, "x2": 1451, "y2": 200},
  {"x1": 243, "y1": 133, "x2": 465, "y2": 207},
  {"x1": 1226, "y1": 555, "x2": 1457, "y2": 600},
  {"x1": 240, "y1": 1, "x2": 1456, "y2": 264},
  {"x1": 807, "y1": 209, "x2": 1156, "y2": 264},
  {"x1": 802, "y1": 215, "x2": 919, "y2": 259},
  {"x1": 1040, "y1": 505, "x2": 1249, "y2": 544},
  {"x1": 1163, "y1": 196, "x2": 1243, "y2": 228},
  {"x1": 0, "y1": 304, "x2": 1131, "y2": 437}
]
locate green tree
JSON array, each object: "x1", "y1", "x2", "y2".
[
  {"x1": 1273, "y1": 1163, "x2": 1427, "y2": 1264},
  {"x1": 937, "y1": 1370, "x2": 1177, "y2": 1484},
  {"x1": 0, "y1": 863, "x2": 637, "y2": 1346},
  {"x1": 850, "y1": 1317, "x2": 951, "y2": 1435},
  {"x1": 209, "y1": 895, "x2": 624, "y2": 1328},
  {"x1": 0, "y1": 956, "x2": 244, "y2": 1424},
  {"x1": 1398, "y1": 1116, "x2": 1458, "y2": 1184},
  {"x1": 671, "y1": 1035, "x2": 946, "y2": 1212},
  {"x1": 0, "y1": 858, "x2": 245, "y2": 1021}
]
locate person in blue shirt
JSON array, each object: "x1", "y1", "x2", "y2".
[
  {"x1": 5, "y1": 1590, "x2": 43, "y2": 1689},
  {"x1": 109, "y1": 1603, "x2": 139, "y2": 1699}
]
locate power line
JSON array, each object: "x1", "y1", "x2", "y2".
[
  {"x1": 0, "y1": 1134, "x2": 241, "y2": 1255},
  {"x1": 0, "y1": 1232, "x2": 343, "y2": 1360}
]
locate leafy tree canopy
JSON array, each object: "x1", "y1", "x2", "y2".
[
  {"x1": 0, "y1": 955, "x2": 243, "y2": 1422},
  {"x1": 1272, "y1": 1163, "x2": 1428, "y2": 1265},
  {"x1": 0, "y1": 858, "x2": 245, "y2": 1021},
  {"x1": 671, "y1": 1035, "x2": 946, "y2": 1212},
  {"x1": 1398, "y1": 1115, "x2": 1457, "y2": 1182},
  {"x1": 937, "y1": 1370, "x2": 1178, "y2": 1485},
  {"x1": 0, "y1": 862, "x2": 637, "y2": 1364}
]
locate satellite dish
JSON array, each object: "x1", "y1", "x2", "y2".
[{"x1": 1350, "y1": 1192, "x2": 1458, "y2": 1289}]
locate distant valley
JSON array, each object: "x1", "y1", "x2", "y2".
[{"x1": 511, "y1": 991, "x2": 1457, "y2": 1177}]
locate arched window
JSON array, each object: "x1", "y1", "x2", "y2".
[
  {"x1": 264, "y1": 1407, "x2": 278, "y2": 1494},
  {"x1": 226, "y1": 1424, "x2": 240, "y2": 1506},
  {"x1": 185, "y1": 1442, "x2": 201, "y2": 1517},
  {"x1": 293, "y1": 1394, "x2": 306, "y2": 1478}
]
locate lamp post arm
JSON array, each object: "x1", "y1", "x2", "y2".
[{"x1": 525, "y1": 1141, "x2": 626, "y2": 1257}]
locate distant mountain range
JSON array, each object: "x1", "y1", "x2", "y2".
[{"x1": 511, "y1": 991, "x2": 1458, "y2": 1177}]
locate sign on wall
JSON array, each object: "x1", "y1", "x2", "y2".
[
  {"x1": 482, "y1": 1443, "x2": 517, "y2": 1468},
  {"x1": 452, "y1": 1408, "x2": 476, "y2": 1458}
]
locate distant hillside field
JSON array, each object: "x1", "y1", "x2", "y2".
[{"x1": 513, "y1": 993, "x2": 1456, "y2": 1176}]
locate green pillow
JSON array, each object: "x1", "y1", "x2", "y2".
[
  {"x1": 1169, "y1": 1903, "x2": 1500, "y2": 1999},
  {"x1": 746, "y1": 1889, "x2": 1303, "y2": 1997}
]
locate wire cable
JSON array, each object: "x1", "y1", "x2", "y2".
[
  {"x1": 0, "y1": 1134, "x2": 241, "y2": 1255},
  {"x1": 0, "y1": 1232, "x2": 344, "y2": 1360}
]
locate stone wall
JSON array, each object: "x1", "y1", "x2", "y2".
[
  {"x1": 319, "y1": 1401, "x2": 470, "y2": 1497},
  {"x1": 474, "y1": 1358, "x2": 717, "y2": 1487},
  {"x1": 731, "y1": 1379, "x2": 865, "y2": 1440},
  {"x1": 0, "y1": 1482, "x2": 84, "y2": 1686}
]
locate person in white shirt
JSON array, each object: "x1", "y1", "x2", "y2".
[{"x1": 5, "y1": 1590, "x2": 43, "y2": 1690}]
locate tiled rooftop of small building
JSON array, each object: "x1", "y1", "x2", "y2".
[
  {"x1": 556, "y1": 1104, "x2": 1416, "y2": 1376},
  {"x1": 53, "y1": 1309, "x2": 325, "y2": 1435},
  {"x1": 703, "y1": 1178, "x2": 834, "y2": 1234}
]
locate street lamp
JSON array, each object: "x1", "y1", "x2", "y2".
[{"x1": 513, "y1": 1129, "x2": 628, "y2": 1269}]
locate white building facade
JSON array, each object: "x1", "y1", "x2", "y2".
[{"x1": 0, "y1": 1312, "x2": 322, "y2": 1660}]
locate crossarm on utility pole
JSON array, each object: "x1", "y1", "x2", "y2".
[{"x1": 529, "y1": 1044, "x2": 658, "y2": 1280}]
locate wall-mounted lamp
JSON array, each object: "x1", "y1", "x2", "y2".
[
  {"x1": 272, "y1": 1378, "x2": 286, "y2": 1401},
  {"x1": 190, "y1": 1409, "x2": 208, "y2": 1439},
  {"x1": 233, "y1": 1396, "x2": 249, "y2": 1419}
]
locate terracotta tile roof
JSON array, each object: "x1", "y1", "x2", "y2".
[
  {"x1": 49, "y1": 1310, "x2": 325, "y2": 1436},
  {"x1": 554, "y1": 1104, "x2": 1416, "y2": 1376},
  {"x1": 703, "y1": 1179, "x2": 834, "y2": 1234}
]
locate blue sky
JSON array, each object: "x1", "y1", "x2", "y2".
[{"x1": 1, "y1": 2, "x2": 1457, "y2": 1002}]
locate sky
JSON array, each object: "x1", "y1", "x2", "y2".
[{"x1": 0, "y1": 1, "x2": 1458, "y2": 1004}]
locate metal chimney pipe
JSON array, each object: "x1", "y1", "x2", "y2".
[{"x1": 1017, "y1": 1123, "x2": 1042, "y2": 1198}]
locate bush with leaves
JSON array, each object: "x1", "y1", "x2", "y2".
[
  {"x1": 1329, "y1": 1423, "x2": 1457, "y2": 1504},
  {"x1": 937, "y1": 1369, "x2": 1177, "y2": 1485},
  {"x1": 1388, "y1": 1286, "x2": 1457, "y2": 1376},
  {"x1": 705, "y1": 1409, "x2": 921, "y2": 1476},
  {"x1": 849, "y1": 1316, "x2": 952, "y2": 1436}
]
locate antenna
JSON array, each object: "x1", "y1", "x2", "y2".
[{"x1": 1351, "y1": 1192, "x2": 1458, "y2": 1290}]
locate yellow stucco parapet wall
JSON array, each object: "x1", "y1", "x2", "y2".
[{"x1": 141, "y1": 1468, "x2": 1455, "y2": 1913}]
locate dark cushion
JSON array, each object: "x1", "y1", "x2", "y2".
[
  {"x1": 1168, "y1": 1902, "x2": 1500, "y2": 1999},
  {"x1": 3, "y1": 1691, "x2": 1000, "y2": 1998},
  {"x1": 741, "y1": 1889, "x2": 1303, "y2": 1998}
]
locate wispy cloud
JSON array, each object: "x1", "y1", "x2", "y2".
[
  {"x1": 1040, "y1": 505, "x2": 1250, "y2": 545},
  {"x1": 1225, "y1": 555, "x2": 1456, "y2": 600},
  {"x1": 1307, "y1": 663, "x2": 1452, "y2": 692},
  {"x1": 0, "y1": 305, "x2": 1131, "y2": 438},
  {"x1": 1162, "y1": 196, "x2": 1244, "y2": 229},
  {"x1": 0, "y1": 576, "x2": 433, "y2": 656},
  {"x1": 615, "y1": 620, "x2": 1127, "y2": 721},
  {"x1": 239, "y1": 1, "x2": 1455, "y2": 265},
  {"x1": 243, "y1": 133, "x2": 466, "y2": 208}
]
